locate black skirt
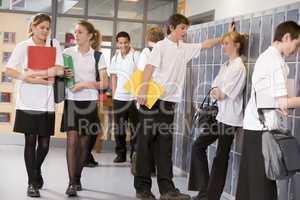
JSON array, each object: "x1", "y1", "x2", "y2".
[
  {"x1": 14, "y1": 109, "x2": 55, "y2": 136},
  {"x1": 235, "y1": 129, "x2": 278, "y2": 200},
  {"x1": 61, "y1": 100, "x2": 100, "y2": 135}
]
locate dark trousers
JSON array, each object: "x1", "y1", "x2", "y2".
[
  {"x1": 235, "y1": 130, "x2": 277, "y2": 200},
  {"x1": 188, "y1": 122, "x2": 236, "y2": 200},
  {"x1": 134, "y1": 100, "x2": 176, "y2": 195},
  {"x1": 113, "y1": 100, "x2": 139, "y2": 158}
]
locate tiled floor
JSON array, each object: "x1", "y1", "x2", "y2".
[{"x1": 0, "y1": 143, "x2": 231, "y2": 200}]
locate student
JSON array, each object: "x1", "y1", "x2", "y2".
[
  {"x1": 108, "y1": 31, "x2": 140, "y2": 163},
  {"x1": 236, "y1": 21, "x2": 300, "y2": 200},
  {"x1": 135, "y1": 14, "x2": 233, "y2": 200},
  {"x1": 60, "y1": 20, "x2": 109, "y2": 197},
  {"x1": 131, "y1": 26, "x2": 165, "y2": 175},
  {"x1": 137, "y1": 27, "x2": 165, "y2": 71},
  {"x1": 4, "y1": 13, "x2": 64, "y2": 198},
  {"x1": 188, "y1": 30, "x2": 247, "y2": 200}
]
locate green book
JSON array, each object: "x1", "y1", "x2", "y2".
[{"x1": 63, "y1": 54, "x2": 75, "y2": 88}]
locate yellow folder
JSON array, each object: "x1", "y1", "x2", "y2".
[{"x1": 124, "y1": 70, "x2": 164, "y2": 109}]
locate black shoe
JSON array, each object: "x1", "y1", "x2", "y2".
[
  {"x1": 27, "y1": 184, "x2": 40, "y2": 198},
  {"x1": 75, "y1": 180, "x2": 82, "y2": 191},
  {"x1": 113, "y1": 155, "x2": 126, "y2": 163},
  {"x1": 136, "y1": 191, "x2": 156, "y2": 200},
  {"x1": 84, "y1": 160, "x2": 99, "y2": 168},
  {"x1": 191, "y1": 191, "x2": 207, "y2": 200},
  {"x1": 160, "y1": 191, "x2": 191, "y2": 200},
  {"x1": 65, "y1": 185, "x2": 78, "y2": 197}
]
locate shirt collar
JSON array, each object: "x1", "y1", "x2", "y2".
[
  {"x1": 226, "y1": 56, "x2": 242, "y2": 66},
  {"x1": 116, "y1": 48, "x2": 134, "y2": 60},
  {"x1": 148, "y1": 42, "x2": 156, "y2": 47},
  {"x1": 165, "y1": 37, "x2": 183, "y2": 47},
  {"x1": 75, "y1": 45, "x2": 94, "y2": 56},
  {"x1": 28, "y1": 37, "x2": 51, "y2": 46},
  {"x1": 269, "y1": 46, "x2": 284, "y2": 62}
]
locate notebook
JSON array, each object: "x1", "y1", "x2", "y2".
[
  {"x1": 124, "y1": 69, "x2": 164, "y2": 109},
  {"x1": 63, "y1": 54, "x2": 75, "y2": 88},
  {"x1": 27, "y1": 46, "x2": 56, "y2": 70}
]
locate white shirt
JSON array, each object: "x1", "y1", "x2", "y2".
[
  {"x1": 212, "y1": 57, "x2": 246, "y2": 127},
  {"x1": 243, "y1": 46, "x2": 289, "y2": 131},
  {"x1": 64, "y1": 46, "x2": 107, "y2": 101},
  {"x1": 137, "y1": 42, "x2": 156, "y2": 71},
  {"x1": 137, "y1": 47, "x2": 151, "y2": 71},
  {"x1": 108, "y1": 49, "x2": 140, "y2": 101},
  {"x1": 148, "y1": 37, "x2": 202, "y2": 102},
  {"x1": 6, "y1": 38, "x2": 63, "y2": 112}
]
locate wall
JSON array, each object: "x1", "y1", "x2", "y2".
[
  {"x1": 172, "y1": 2, "x2": 300, "y2": 200},
  {"x1": 186, "y1": 0, "x2": 300, "y2": 20}
]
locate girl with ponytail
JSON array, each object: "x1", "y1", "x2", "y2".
[{"x1": 60, "y1": 20, "x2": 109, "y2": 197}]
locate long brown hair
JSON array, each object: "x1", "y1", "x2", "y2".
[
  {"x1": 78, "y1": 20, "x2": 102, "y2": 51},
  {"x1": 28, "y1": 13, "x2": 51, "y2": 37}
]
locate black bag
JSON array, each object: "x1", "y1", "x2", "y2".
[
  {"x1": 53, "y1": 76, "x2": 65, "y2": 103},
  {"x1": 51, "y1": 39, "x2": 65, "y2": 104},
  {"x1": 254, "y1": 91, "x2": 300, "y2": 180},
  {"x1": 192, "y1": 87, "x2": 218, "y2": 136}
]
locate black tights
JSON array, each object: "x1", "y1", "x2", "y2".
[
  {"x1": 24, "y1": 134, "x2": 50, "y2": 185},
  {"x1": 66, "y1": 131, "x2": 90, "y2": 185}
]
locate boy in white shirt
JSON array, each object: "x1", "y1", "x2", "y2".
[
  {"x1": 131, "y1": 27, "x2": 165, "y2": 176},
  {"x1": 108, "y1": 32, "x2": 140, "y2": 163},
  {"x1": 135, "y1": 14, "x2": 234, "y2": 200}
]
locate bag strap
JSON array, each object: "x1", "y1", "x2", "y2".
[
  {"x1": 94, "y1": 51, "x2": 102, "y2": 82},
  {"x1": 253, "y1": 87, "x2": 276, "y2": 130},
  {"x1": 200, "y1": 87, "x2": 218, "y2": 109},
  {"x1": 94, "y1": 51, "x2": 102, "y2": 94},
  {"x1": 254, "y1": 90, "x2": 267, "y2": 129}
]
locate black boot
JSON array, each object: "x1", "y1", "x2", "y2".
[
  {"x1": 65, "y1": 184, "x2": 77, "y2": 197},
  {"x1": 113, "y1": 154, "x2": 126, "y2": 163},
  {"x1": 27, "y1": 184, "x2": 40, "y2": 198},
  {"x1": 84, "y1": 153, "x2": 99, "y2": 167},
  {"x1": 75, "y1": 177, "x2": 82, "y2": 191}
]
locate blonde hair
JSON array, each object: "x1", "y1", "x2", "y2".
[
  {"x1": 28, "y1": 13, "x2": 51, "y2": 37},
  {"x1": 78, "y1": 20, "x2": 102, "y2": 51},
  {"x1": 222, "y1": 31, "x2": 248, "y2": 55},
  {"x1": 146, "y1": 27, "x2": 165, "y2": 43}
]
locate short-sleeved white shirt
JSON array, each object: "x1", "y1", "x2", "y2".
[
  {"x1": 63, "y1": 46, "x2": 107, "y2": 101},
  {"x1": 6, "y1": 38, "x2": 63, "y2": 112},
  {"x1": 108, "y1": 49, "x2": 140, "y2": 101},
  {"x1": 212, "y1": 57, "x2": 246, "y2": 127},
  {"x1": 147, "y1": 37, "x2": 202, "y2": 103},
  {"x1": 137, "y1": 47, "x2": 151, "y2": 71},
  {"x1": 243, "y1": 46, "x2": 289, "y2": 131}
]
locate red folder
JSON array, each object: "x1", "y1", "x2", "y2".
[{"x1": 27, "y1": 46, "x2": 56, "y2": 70}]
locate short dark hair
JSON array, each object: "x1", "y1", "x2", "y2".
[
  {"x1": 167, "y1": 13, "x2": 190, "y2": 35},
  {"x1": 273, "y1": 21, "x2": 300, "y2": 42},
  {"x1": 116, "y1": 31, "x2": 130, "y2": 42}
]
